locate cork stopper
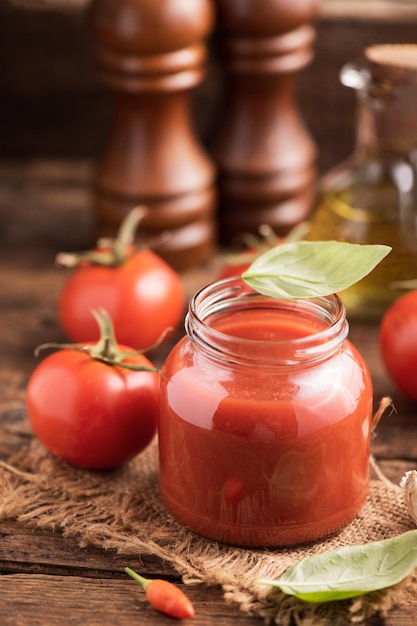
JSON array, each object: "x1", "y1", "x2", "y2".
[
  {"x1": 360, "y1": 44, "x2": 417, "y2": 151},
  {"x1": 366, "y1": 44, "x2": 417, "y2": 71},
  {"x1": 365, "y1": 44, "x2": 417, "y2": 94}
]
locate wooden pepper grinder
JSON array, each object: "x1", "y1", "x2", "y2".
[
  {"x1": 213, "y1": 0, "x2": 321, "y2": 243},
  {"x1": 87, "y1": 0, "x2": 217, "y2": 270}
]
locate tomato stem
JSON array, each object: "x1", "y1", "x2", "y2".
[
  {"x1": 372, "y1": 396, "x2": 395, "y2": 431},
  {"x1": 222, "y1": 221, "x2": 311, "y2": 271},
  {"x1": 92, "y1": 308, "x2": 119, "y2": 360},
  {"x1": 34, "y1": 308, "x2": 160, "y2": 373},
  {"x1": 113, "y1": 206, "x2": 146, "y2": 264},
  {"x1": 55, "y1": 206, "x2": 148, "y2": 268}
]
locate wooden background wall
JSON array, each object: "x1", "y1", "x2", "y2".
[{"x1": 1, "y1": 1, "x2": 417, "y2": 174}]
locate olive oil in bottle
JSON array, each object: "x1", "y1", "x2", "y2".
[{"x1": 307, "y1": 45, "x2": 417, "y2": 320}]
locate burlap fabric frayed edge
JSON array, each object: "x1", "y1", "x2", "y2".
[{"x1": 0, "y1": 437, "x2": 415, "y2": 626}]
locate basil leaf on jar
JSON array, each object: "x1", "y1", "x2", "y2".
[{"x1": 242, "y1": 240, "x2": 391, "y2": 300}]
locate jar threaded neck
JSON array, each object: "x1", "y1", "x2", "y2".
[{"x1": 185, "y1": 277, "x2": 348, "y2": 367}]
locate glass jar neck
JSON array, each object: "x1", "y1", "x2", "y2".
[
  {"x1": 355, "y1": 88, "x2": 417, "y2": 155},
  {"x1": 185, "y1": 277, "x2": 349, "y2": 367},
  {"x1": 341, "y1": 61, "x2": 417, "y2": 155}
]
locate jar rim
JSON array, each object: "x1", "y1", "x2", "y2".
[{"x1": 185, "y1": 277, "x2": 349, "y2": 367}]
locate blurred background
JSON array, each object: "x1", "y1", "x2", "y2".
[{"x1": 1, "y1": 0, "x2": 416, "y2": 173}]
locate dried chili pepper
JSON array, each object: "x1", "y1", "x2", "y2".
[{"x1": 124, "y1": 567, "x2": 195, "y2": 619}]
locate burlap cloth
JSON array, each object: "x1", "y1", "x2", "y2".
[{"x1": 0, "y1": 431, "x2": 415, "y2": 626}]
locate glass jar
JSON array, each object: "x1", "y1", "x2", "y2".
[
  {"x1": 158, "y1": 277, "x2": 373, "y2": 547},
  {"x1": 307, "y1": 44, "x2": 417, "y2": 320}
]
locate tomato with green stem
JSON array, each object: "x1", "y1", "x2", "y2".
[
  {"x1": 218, "y1": 222, "x2": 311, "y2": 279},
  {"x1": 57, "y1": 207, "x2": 185, "y2": 352},
  {"x1": 26, "y1": 309, "x2": 159, "y2": 470}
]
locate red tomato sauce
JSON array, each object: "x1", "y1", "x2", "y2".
[{"x1": 158, "y1": 306, "x2": 372, "y2": 546}]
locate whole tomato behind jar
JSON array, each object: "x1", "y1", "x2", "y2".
[
  {"x1": 57, "y1": 207, "x2": 186, "y2": 352},
  {"x1": 218, "y1": 222, "x2": 310, "y2": 280}
]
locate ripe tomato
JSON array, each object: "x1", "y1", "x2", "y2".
[
  {"x1": 218, "y1": 222, "x2": 309, "y2": 280},
  {"x1": 58, "y1": 247, "x2": 185, "y2": 351},
  {"x1": 219, "y1": 251, "x2": 260, "y2": 280},
  {"x1": 26, "y1": 344, "x2": 159, "y2": 470},
  {"x1": 380, "y1": 290, "x2": 417, "y2": 403},
  {"x1": 218, "y1": 226, "x2": 281, "y2": 280}
]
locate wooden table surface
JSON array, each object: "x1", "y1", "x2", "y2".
[{"x1": 1, "y1": 161, "x2": 417, "y2": 625}]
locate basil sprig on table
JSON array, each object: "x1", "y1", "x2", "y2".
[
  {"x1": 242, "y1": 240, "x2": 391, "y2": 299},
  {"x1": 258, "y1": 530, "x2": 417, "y2": 603}
]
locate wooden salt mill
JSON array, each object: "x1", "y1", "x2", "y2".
[
  {"x1": 87, "y1": 0, "x2": 217, "y2": 270},
  {"x1": 213, "y1": 0, "x2": 321, "y2": 243}
]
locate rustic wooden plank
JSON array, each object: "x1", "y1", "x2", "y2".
[
  {"x1": 375, "y1": 460, "x2": 414, "y2": 486},
  {"x1": 0, "y1": 521, "x2": 176, "y2": 579},
  {"x1": 0, "y1": 160, "x2": 95, "y2": 254},
  {"x1": 0, "y1": 571, "x2": 415, "y2": 626},
  {"x1": 372, "y1": 413, "x2": 417, "y2": 463},
  {"x1": 0, "y1": 574, "x2": 262, "y2": 626}
]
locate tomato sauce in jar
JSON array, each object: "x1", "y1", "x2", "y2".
[{"x1": 158, "y1": 278, "x2": 372, "y2": 546}]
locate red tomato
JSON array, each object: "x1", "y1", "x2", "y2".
[
  {"x1": 26, "y1": 345, "x2": 159, "y2": 469},
  {"x1": 380, "y1": 290, "x2": 417, "y2": 403},
  {"x1": 218, "y1": 252, "x2": 258, "y2": 280},
  {"x1": 59, "y1": 248, "x2": 185, "y2": 351}
]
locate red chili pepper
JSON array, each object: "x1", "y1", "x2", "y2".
[{"x1": 124, "y1": 567, "x2": 195, "y2": 619}]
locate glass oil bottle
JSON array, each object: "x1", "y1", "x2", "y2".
[{"x1": 307, "y1": 45, "x2": 417, "y2": 320}]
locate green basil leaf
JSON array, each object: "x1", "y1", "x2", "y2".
[
  {"x1": 258, "y1": 530, "x2": 417, "y2": 603},
  {"x1": 242, "y1": 241, "x2": 391, "y2": 300}
]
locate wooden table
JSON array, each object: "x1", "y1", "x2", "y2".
[{"x1": 1, "y1": 161, "x2": 416, "y2": 625}]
